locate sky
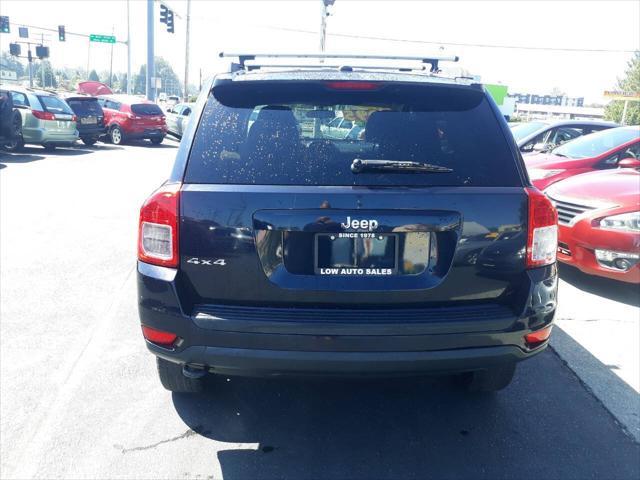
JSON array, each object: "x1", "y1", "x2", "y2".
[{"x1": 0, "y1": 0, "x2": 638, "y2": 103}]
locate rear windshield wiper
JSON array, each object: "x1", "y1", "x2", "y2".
[{"x1": 351, "y1": 158, "x2": 453, "y2": 174}]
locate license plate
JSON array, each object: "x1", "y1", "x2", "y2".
[
  {"x1": 315, "y1": 233, "x2": 398, "y2": 275},
  {"x1": 81, "y1": 117, "x2": 97, "y2": 124}
]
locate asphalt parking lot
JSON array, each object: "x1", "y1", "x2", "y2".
[{"x1": 1, "y1": 142, "x2": 639, "y2": 479}]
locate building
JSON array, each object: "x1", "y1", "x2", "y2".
[
  {"x1": 515, "y1": 103, "x2": 604, "y2": 121},
  {"x1": 510, "y1": 93, "x2": 584, "y2": 107},
  {"x1": 0, "y1": 60, "x2": 19, "y2": 83}
]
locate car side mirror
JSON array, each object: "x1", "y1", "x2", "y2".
[{"x1": 618, "y1": 157, "x2": 640, "y2": 168}]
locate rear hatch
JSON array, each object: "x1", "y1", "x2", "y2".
[
  {"x1": 66, "y1": 98, "x2": 104, "y2": 130},
  {"x1": 178, "y1": 79, "x2": 528, "y2": 312},
  {"x1": 130, "y1": 103, "x2": 165, "y2": 128}
]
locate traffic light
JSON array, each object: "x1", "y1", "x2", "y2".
[
  {"x1": 0, "y1": 16, "x2": 9, "y2": 33},
  {"x1": 58, "y1": 25, "x2": 65, "y2": 41},
  {"x1": 35, "y1": 45, "x2": 49, "y2": 59},
  {"x1": 9, "y1": 43, "x2": 21, "y2": 56},
  {"x1": 166, "y1": 10, "x2": 174, "y2": 33},
  {"x1": 159, "y1": 4, "x2": 168, "y2": 24}
]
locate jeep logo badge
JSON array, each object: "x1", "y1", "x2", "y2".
[{"x1": 340, "y1": 216, "x2": 379, "y2": 231}]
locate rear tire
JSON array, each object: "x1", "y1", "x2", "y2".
[
  {"x1": 81, "y1": 137, "x2": 97, "y2": 146},
  {"x1": 463, "y1": 363, "x2": 516, "y2": 392},
  {"x1": 110, "y1": 125, "x2": 124, "y2": 145},
  {"x1": 150, "y1": 136, "x2": 164, "y2": 145},
  {"x1": 156, "y1": 357, "x2": 205, "y2": 393},
  {"x1": 2, "y1": 138, "x2": 24, "y2": 152},
  {"x1": 9, "y1": 110, "x2": 22, "y2": 139}
]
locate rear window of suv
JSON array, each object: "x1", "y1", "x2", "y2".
[
  {"x1": 38, "y1": 96, "x2": 73, "y2": 115},
  {"x1": 67, "y1": 99, "x2": 102, "y2": 116},
  {"x1": 185, "y1": 81, "x2": 521, "y2": 187},
  {"x1": 131, "y1": 103, "x2": 164, "y2": 116}
]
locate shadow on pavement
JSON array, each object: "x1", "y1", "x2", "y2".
[
  {"x1": 551, "y1": 326, "x2": 640, "y2": 443},
  {"x1": 74, "y1": 143, "x2": 125, "y2": 152},
  {"x1": 172, "y1": 351, "x2": 639, "y2": 480},
  {"x1": 126, "y1": 140, "x2": 178, "y2": 149},
  {"x1": 0, "y1": 151, "x2": 46, "y2": 165},
  {"x1": 559, "y1": 263, "x2": 640, "y2": 307}
]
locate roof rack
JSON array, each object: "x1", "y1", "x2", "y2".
[{"x1": 219, "y1": 52, "x2": 459, "y2": 74}]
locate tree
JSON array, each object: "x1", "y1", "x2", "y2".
[
  {"x1": 604, "y1": 51, "x2": 640, "y2": 125},
  {"x1": 133, "y1": 57, "x2": 183, "y2": 97},
  {"x1": 133, "y1": 65, "x2": 146, "y2": 94},
  {"x1": 88, "y1": 69, "x2": 100, "y2": 82},
  {"x1": 119, "y1": 74, "x2": 128, "y2": 93},
  {"x1": 1, "y1": 52, "x2": 25, "y2": 78},
  {"x1": 33, "y1": 60, "x2": 57, "y2": 88}
]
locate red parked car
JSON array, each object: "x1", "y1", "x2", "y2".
[
  {"x1": 546, "y1": 164, "x2": 640, "y2": 283},
  {"x1": 97, "y1": 95, "x2": 168, "y2": 145},
  {"x1": 525, "y1": 126, "x2": 640, "y2": 190}
]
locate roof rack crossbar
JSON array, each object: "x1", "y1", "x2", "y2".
[
  {"x1": 220, "y1": 52, "x2": 459, "y2": 73},
  {"x1": 243, "y1": 63, "x2": 427, "y2": 73}
]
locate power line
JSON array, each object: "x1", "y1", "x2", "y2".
[
  {"x1": 189, "y1": 15, "x2": 638, "y2": 54},
  {"x1": 327, "y1": 31, "x2": 639, "y2": 54}
]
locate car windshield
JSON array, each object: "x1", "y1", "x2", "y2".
[
  {"x1": 510, "y1": 121, "x2": 547, "y2": 141},
  {"x1": 38, "y1": 96, "x2": 73, "y2": 115},
  {"x1": 185, "y1": 81, "x2": 520, "y2": 187},
  {"x1": 67, "y1": 99, "x2": 102, "y2": 116},
  {"x1": 131, "y1": 103, "x2": 163, "y2": 116},
  {"x1": 552, "y1": 127, "x2": 640, "y2": 159}
]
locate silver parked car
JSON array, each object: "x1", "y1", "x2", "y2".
[
  {"x1": 165, "y1": 102, "x2": 194, "y2": 138},
  {"x1": 2, "y1": 86, "x2": 78, "y2": 151},
  {"x1": 510, "y1": 119, "x2": 618, "y2": 154}
]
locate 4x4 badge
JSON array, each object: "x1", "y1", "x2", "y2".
[{"x1": 186, "y1": 257, "x2": 227, "y2": 266}]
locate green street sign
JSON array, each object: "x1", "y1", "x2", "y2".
[{"x1": 90, "y1": 34, "x2": 116, "y2": 44}]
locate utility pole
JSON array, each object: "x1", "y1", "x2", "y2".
[
  {"x1": 109, "y1": 25, "x2": 114, "y2": 88},
  {"x1": 28, "y1": 48, "x2": 33, "y2": 87},
  {"x1": 183, "y1": 0, "x2": 191, "y2": 102},
  {"x1": 127, "y1": 0, "x2": 132, "y2": 94},
  {"x1": 319, "y1": 0, "x2": 335, "y2": 52},
  {"x1": 86, "y1": 39, "x2": 91, "y2": 79},
  {"x1": 40, "y1": 33, "x2": 45, "y2": 87},
  {"x1": 146, "y1": 0, "x2": 155, "y2": 101}
]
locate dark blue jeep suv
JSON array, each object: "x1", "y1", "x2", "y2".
[{"x1": 137, "y1": 53, "x2": 558, "y2": 393}]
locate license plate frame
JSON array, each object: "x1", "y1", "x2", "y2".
[{"x1": 314, "y1": 232, "x2": 399, "y2": 276}]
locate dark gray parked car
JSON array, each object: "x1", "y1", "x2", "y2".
[
  {"x1": 0, "y1": 88, "x2": 22, "y2": 147},
  {"x1": 510, "y1": 119, "x2": 618, "y2": 153}
]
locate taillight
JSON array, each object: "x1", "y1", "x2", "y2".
[
  {"x1": 32, "y1": 110, "x2": 56, "y2": 121},
  {"x1": 524, "y1": 325, "x2": 553, "y2": 349},
  {"x1": 525, "y1": 187, "x2": 558, "y2": 269},
  {"x1": 141, "y1": 325, "x2": 177, "y2": 347},
  {"x1": 138, "y1": 183, "x2": 180, "y2": 267},
  {"x1": 71, "y1": 115, "x2": 77, "y2": 122}
]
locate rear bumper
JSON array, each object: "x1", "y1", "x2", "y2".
[
  {"x1": 77, "y1": 125, "x2": 107, "y2": 137},
  {"x1": 125, "y1": 126, "x2": 167, "y2": 139},
  {"x1": 152, "y1": 344, "x2": 538, "y2": 377},
  {"x1": 137, "y1": 261, "x2": 557, "y2": 376},
  {"x1": 23, "y1": 127, "x2": 79, "y2": 145}
]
